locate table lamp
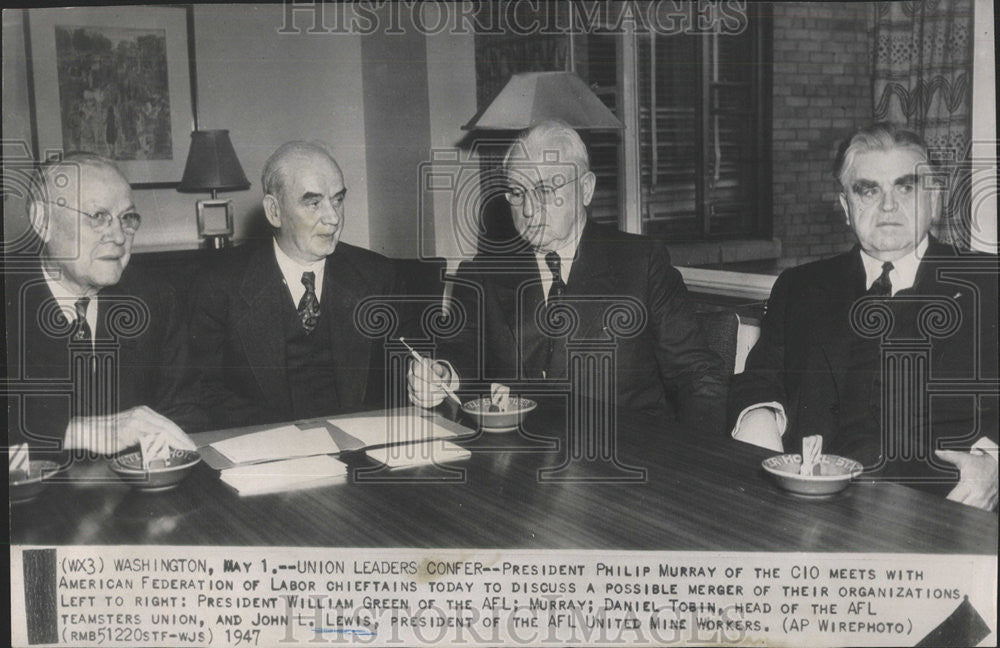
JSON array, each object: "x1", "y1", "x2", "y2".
[
  {"x1": 177, "y1": 129, "x2": 250, "y2": 248},
  {"x1": 463, "y1": 71, "x2": 622, "y2": 131}
]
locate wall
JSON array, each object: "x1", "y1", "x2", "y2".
[
  {"x1": 360, "y1": 5, "x2": 432, "y2": 258},
  {"x1": 971, "y1": 0, "x2": 996, "y2": 252},
  {"x1": 769, "y1": 2, "x2": 873, "y2": 269},
  {"x1": 3, "y1": 9, "x2": 35, "y2": 249}
]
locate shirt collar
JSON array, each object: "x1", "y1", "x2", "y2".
[
  {"x1": 273, "y1": 239, "x2": 326, "y2": 301},
  {"x1": 533, "y1": 222, "x2": 585, "y2": 283},
  {"x1": 859, "y1": 236, "x2": 929, "y2": 295},
  {"x1": 41, "y1": 265, "x2": 99, "y2": 335}
]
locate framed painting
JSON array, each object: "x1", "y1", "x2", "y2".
[{"x1": 25, "y1": 6, "x2": 197, "y2": 189}]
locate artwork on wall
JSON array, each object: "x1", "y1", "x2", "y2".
[{"x1": 25, "y1": 6, "x2": 197, "y2": 188}]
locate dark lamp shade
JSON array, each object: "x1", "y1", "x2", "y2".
[
  {"x1": 463, "y1": 71, "x2": 623, "y2": 131},
  {"x1": 177, "y1": 130, "x2": 251, "y2": 193}
]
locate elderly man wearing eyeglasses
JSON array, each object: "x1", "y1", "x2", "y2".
[
  {"x1": 409, "y1": 120, "x2": 727, "y2": 433},
  {"x1": 5, "y1": 152, "x2": 201, "y2": 463}
]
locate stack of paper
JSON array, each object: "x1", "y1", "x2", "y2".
[
  {"x1": 367, "y1": 440, "x2": 471, "y2": 470},
  {"x1": 220, "y1": 455, "x2": 347, "y2": 496},
  {"x1": 329, "y1": 412, "x2": 458, "y2": 448},
  {"x1": 211, "y1": 425, "x2": 339, "y2": 465}
]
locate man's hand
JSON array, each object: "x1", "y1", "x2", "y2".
[
  {"x1": 732, "y1": 407, "x2": 784, "y2": 452},
  {"x1": 935, "y1": 449, "x2": 999, "y2": 511},
  {"x1": 66, "y1": 406, "x2": 196, "y2": 455},
  {"x1": 407, "y1": 358, "x2": 455, "y2": 408}
]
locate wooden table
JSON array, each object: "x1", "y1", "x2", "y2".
[{"x1": 10, "y1": 400, "x2": 997, "y2": 553}]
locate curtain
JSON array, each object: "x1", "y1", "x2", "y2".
[{"x1": 872, "y1": 0, "x2": 974, "y2": 245}]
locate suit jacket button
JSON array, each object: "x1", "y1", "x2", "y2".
[{"x1": 830, "y1": 405, "x2": 839, "y2": 414}]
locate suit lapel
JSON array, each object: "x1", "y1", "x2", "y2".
[
  {"x1": 237, "y1": 244, "x2": 293, "y2": 416},
  {"x1": 816, "y1": 248, "x2": 866, "y2": 392},
  {"x1": 322, "y1": 249, "x2": 370, "y2": 408},
  {"x1": 564, "y1": 221, "x2": 615, "y2": 339}
]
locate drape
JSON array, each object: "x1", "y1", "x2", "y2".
[{"x1": 872, "y1": 0, "x2": 974, "y2": 245}]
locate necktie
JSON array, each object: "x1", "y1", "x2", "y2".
[
  {"x1": 868, "y1": 262, "x2": 894, "y2": 297},
  {"x1": 545, "y1": 252, "x2": 566, "y2": 304},
  {"x1": 72, "y1": 297, "x2": 92, "y2": 342},
  {"x1": 297, "y1": 271, "x2": 321, "y2": 333}
]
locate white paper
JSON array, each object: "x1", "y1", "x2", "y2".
[
  {"x1": 220, "y1": 455, "x2": 347, "y2": 495},
  {"x1": 367, "y1": 440, "x2": 471, "y2": 469},
  {"x1": 210, "y1": 425, "x2": 338, "y2": 465},
  {"x1": 139, "y1": 433, "x2": 172, "y2": 469},
  {"x1": 329, "y1": 412, "x2": 458, "y2": 448}
]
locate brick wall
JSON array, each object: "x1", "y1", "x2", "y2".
[{"x1": 771, "y1": 3, "x2": 873, "y2": 268}]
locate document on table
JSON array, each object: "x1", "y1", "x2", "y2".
[
  {"x1": 210, "y1": 425, "x2": 338, "y2": 465},
  {"x1": 367, "y1": 440, "x2": 471, "y2": 470},
  {"x1": 220, "y1": 455, "x2": 347, "y2": 496},
  {"x1": 328, "y1": 411, "x2": 459, "y2": 448}
]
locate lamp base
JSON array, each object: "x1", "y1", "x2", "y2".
[{"x1": 202, "y1": 235, "x2": 231, "y2": 249}]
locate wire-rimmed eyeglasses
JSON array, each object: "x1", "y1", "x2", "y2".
[
  {"x1": 42, "y1": 197, "x2": 142, "y2": 234},
  {"x1": 505, "y1": 174, "x2": 581, "y2": 207}
]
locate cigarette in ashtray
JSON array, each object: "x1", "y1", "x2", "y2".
[
  {"x1": 140, "y1": 433, "x2": 173, "y2": 469},
  {"x1": 800, "y1": 435, "x2": 822, "y2": 476},
  {"x1": 489, "y1": 383, "x2": 511, "y2": 412},
  {"x1": 9, "y1": 443, "x2": 30, "y2": 475}
]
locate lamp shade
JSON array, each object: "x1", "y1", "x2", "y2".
[
  {"x1": 463, "y1": 71, "x2": 623, "y2": 131},
  {"x1": 177, "y1": 130, "x2": 251, "y2": 193}
]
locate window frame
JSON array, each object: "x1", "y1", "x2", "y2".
[{"x1": 608, "y1": 7, "x2": 773, "y2": 241}]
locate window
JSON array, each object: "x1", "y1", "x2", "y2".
[{"x1": 580, "y1": 5, "x2": 771, "y2": 241}]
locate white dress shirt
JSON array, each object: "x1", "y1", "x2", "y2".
[
  {"x1": 273, "y1": 239, "x2": 326, "y2": 306},
  {"x1": 42, "y1": 267, "x2": 98, "y2": 346},
  {"x1": 858, "y1": 236, "x2": 927, "y2": 296},
  {"x1": 533, "y1": 229, "x2": 583, "y2": 303}
]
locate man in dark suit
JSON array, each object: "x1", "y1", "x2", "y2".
[
  {"x1": 408, "y1": 120, "x2": 726, "y2": 432},
  {"x1": 729, "y1": 123, "x2": 997, "y2": 509},
  {"x1": 5, "y1": 154, "x2": 198, "y2": 459},
  {"x1": 188, "y1": 141, "x2": 396, "y2": 429}
]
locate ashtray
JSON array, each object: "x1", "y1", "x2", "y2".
[
  {"x1": 461, "y1": 397, "x2": 537, "y2": 433},
  {"x1": 10, "y1": 460, "x2": 61, "y2": 503},
  {"x1": 110, "y1": 449, "x2": 201, "y2": 492},
  {"x1": 761, "y1": 453, "x2": 863, "y2": 498}
]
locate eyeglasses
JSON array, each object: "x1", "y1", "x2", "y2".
[
  {"x1": 505, "y1": 174, "x2": 581, "y2": 207},
  {"x1": 43, "y1": 198, "x2": 142, "y2": 234}
]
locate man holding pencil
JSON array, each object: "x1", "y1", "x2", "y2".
[{"x1": 407, "y1": 120, "x2": 727, "y2": 432}]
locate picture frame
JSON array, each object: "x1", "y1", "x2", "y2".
[{"x1": 24, "y1": 5, "x2": 198, "y2": 189}]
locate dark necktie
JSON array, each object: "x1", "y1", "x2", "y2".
[
  {"x1": 72, "y1": 297, "x2": 92, "y2": 342},
  {"x1": 297, "y1": 271, "x2": 321, "y2": 333},
  {"x1": 868, "y1": 261, "x2": 894, "y2": 297},
  {"x1": 544, "y1": 251, "x2": 566, "y2": 304}
]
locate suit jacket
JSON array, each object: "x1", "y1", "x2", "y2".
[
  {"x1": 187, "y1": 240, "x2": 397, "y2": 430},
  {"x1": 445, "y1": 220, "x2": 728, "y2": 432},
  {"x1": 728, "y1": 239, "x2": 999, "y2": 495},
  {"x1": 5, "y1": 262, "x2": 206, "y2": 457}
]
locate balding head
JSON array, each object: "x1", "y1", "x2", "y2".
[
  {"x1": 503, "y1": 119, "x2": 591, "y2": 177},
  {"x1": 261, "y1": 141, "x2": 341, "y2": 201}
]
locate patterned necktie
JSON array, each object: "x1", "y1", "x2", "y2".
[
  {"x1": 544, "y1": 251, "x2": 566, "y2": 304},
  {"x1": 297, "y1": 271, "x2": 321, "y2": 333},
  {"x1": 72, "y1": 297, "x2": 92, "y2": 342},
  {"x1": 868, "y1": 261, "x2": 894, "y2": 297}
]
